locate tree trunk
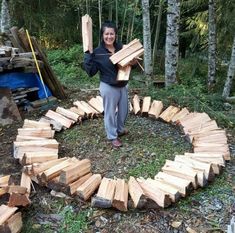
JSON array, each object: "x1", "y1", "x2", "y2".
[
  {"x1": 120, "y1": 0, "x2": 128, "y2": 41},
  {"x1": 86, "y1": 0, "x2": 90, "y2": 15},
  {"x1": 222, "y1": 36, "x2": 235, "y2": 98},
  {"x1": 115, "y1": 0, "x2": 118, "y2": 28},
  {"x1": 108, "y1": 2, "x2": 112, "y2": 21},
  {"x1": 98, "y1": 0, "x2": 102, "y2": 29},
  {"x1": 165, "y1": 0, "x2": 180, "y2": 87},
  {"x1": 142, "y1": 0, "x2": 153, "y2": 76},
  {"x1": 0, "y1": 0, "x2": 11, "y2": 33},
  {"x1": 98, "y1": 0, "x2": 103, "y2": 45},
  {"x1": 152, "y1": 0, "x2": 163, "y2": 72},
  {"x1": 130, "y1": 0, "x2": 138, "y2": 41},
  {"x1": 126, "y1": 18, "x2": 131, "y2": 44},
  {"x1": 208, "y1": 0, "x2": 217, "y2": 89}
]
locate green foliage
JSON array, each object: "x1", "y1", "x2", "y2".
[
  {"x1": 47, "y1": 44, "x2": 99, "y2": 89},
  {"x1": 127, "y1": 143, "x2": 190, "y2": 178},
  {"x1": 144, "y1": 56, "x2": 235, "y2": 128},
  {"x1": 59, "y1": 206, "x2": 89, "y2": 233}
]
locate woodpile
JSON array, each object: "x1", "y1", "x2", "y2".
[
  {"x1": 1, "y1": 94, "x2": 231, "y2": 230},
  {"x1": 0, "y1": 26, "x2": 66, "y2": 99},
  {"x1": 0, "y1": 205, "x2": 22, "y2": 233},
  {"x1": 110, "y1": 39, "x2": 144, "y2": 81}
]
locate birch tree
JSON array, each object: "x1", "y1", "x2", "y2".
[
  {"x1": 152, "y1": 0, "x2": 163, "y2": 71},
  {"x1": 208, "y1": 0, "x2": 217, "y2": 89},
  {"x1": 0, "y1": 0, "x2": 11, "y2": 33},
  {"x1": 165, "y1": 0, "x2": 180, "y2": 86},
  {"x1": 222, "y1": 36, "x2": 235, "y2": 98},
  {"x1": 142, "y1": 0, "x2": 153, "y2": 76}
]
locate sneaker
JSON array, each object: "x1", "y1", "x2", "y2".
[
  {"x1": 118, "y1": 129, "x2": 129, "y2": 137},
  {"x1": 111, "y1": 138, "x2": 122, "y2": 148}
]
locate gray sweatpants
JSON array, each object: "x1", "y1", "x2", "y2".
[{"x1": 99, "y1": 81, "x2": 128, "y2": 140}]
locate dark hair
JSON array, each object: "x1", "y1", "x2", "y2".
[{"x1": 100, "y1": 21, "x2": 118, "y2": 45}]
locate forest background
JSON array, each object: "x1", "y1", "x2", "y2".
[
  {"x1": 0, "y1": 1, "x2": 235, "y2": 232},
  {"x1": 3, "y1": 0, "x2": 235, "y2": 130}
]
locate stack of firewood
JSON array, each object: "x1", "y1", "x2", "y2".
[
  {"x1": 0, "y1": 172, "x2": 32, "y2": 232},
  {"x1": 23, "y1": 156, "x2": 97, "y2": 197},
  {"x1": 0, "y1": 94, "x2": 231, "y2": 230},
  {"x1": 0, "y1": 204, "x2": 22, "y2": 233},
  {"x1": 110, "y1": 39, "x2": 144, "y2": 81},
  {"x1": 39, "y1": 96, "x2": 103, "y2": 132},
  {"x1": 0, "y1": 45, "x2": 42, "y2": 72},
  {"x1": 13, "y1": 119, "x2": 58, "y2": 161},
  {"x1": 0, "y1": 26, "x2": 66, "y2": 99}
]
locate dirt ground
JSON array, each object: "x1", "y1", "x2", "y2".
[{"x1": 0, "y1": 88, "x2": 234, "y2": 233}]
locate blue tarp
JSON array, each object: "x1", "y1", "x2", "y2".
[{"x1": 0, "y1": 72, "x2": 52, "y2": 99}]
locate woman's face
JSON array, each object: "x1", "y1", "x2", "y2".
[{"x1": 103, "y1": 27, "x2": 116, "y2": 46}]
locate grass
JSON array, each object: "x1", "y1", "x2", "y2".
[
  {"x1": 42, "y1": 45, "x2": 235, "y2": 231},
  {"x1": 59, "y1": 206, "x2": 90, "y2": 233},
  {"x1": 21, "y1": 198, "x2": 90, "y2": 233},
  {"x1": 56, "y1": 115, "x2": 192, "y2": 180}
]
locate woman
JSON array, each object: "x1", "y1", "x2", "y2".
[{"x1": 83, "y1": 21, "x2": 131, "y2": 148}]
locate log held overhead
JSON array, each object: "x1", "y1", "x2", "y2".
[{"x1": 82, "y1": 14, "x2": 93, "y2": 53}]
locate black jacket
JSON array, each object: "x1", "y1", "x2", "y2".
[{"x1": 83, "y1": 42, "x2": 128, "y2": 87}]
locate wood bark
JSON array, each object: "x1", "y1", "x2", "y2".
[
  {"x1": 141, "y1": 0, "x2": 153, "y2": 75},
  {"x1": 120, "y1": 0, "x2": 128, "y2": 41},
  {"x1": 0, "y1": 204, "x2": 18, "y2": 225},
  {"x1": 0, "y1": 0, "x2": 11, "y2": 33},
  {"x1": 152, "y1": 0, "x2": 163, "y2": 71},
  {"x1": 129, "y1": 0, "x2": 138, "y2": 42},
  {"x1": 208, "y1": 0, "x2": 217, "y2": 88},
  {"x1": 0, "y1": 211, "x2": 22, "y2": 233},
  {"x1": 91, "y1": 178, "x2": 116, "y2": 208},
  {"x1": 115, "y1": 0, "x2": 118, "y2": 28},
  {"x1": 77, "y1": 174, "x2": 102, "y2": 201},
  {"x1": 165, "y1": 0, "x2": 180, "y2": 86},
  {"x1": 112, "y1": 179, "x2": 128, "y2": 211},
  {"x1": 222, "y1": 35, "x2": 235, "y2": 98}
]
